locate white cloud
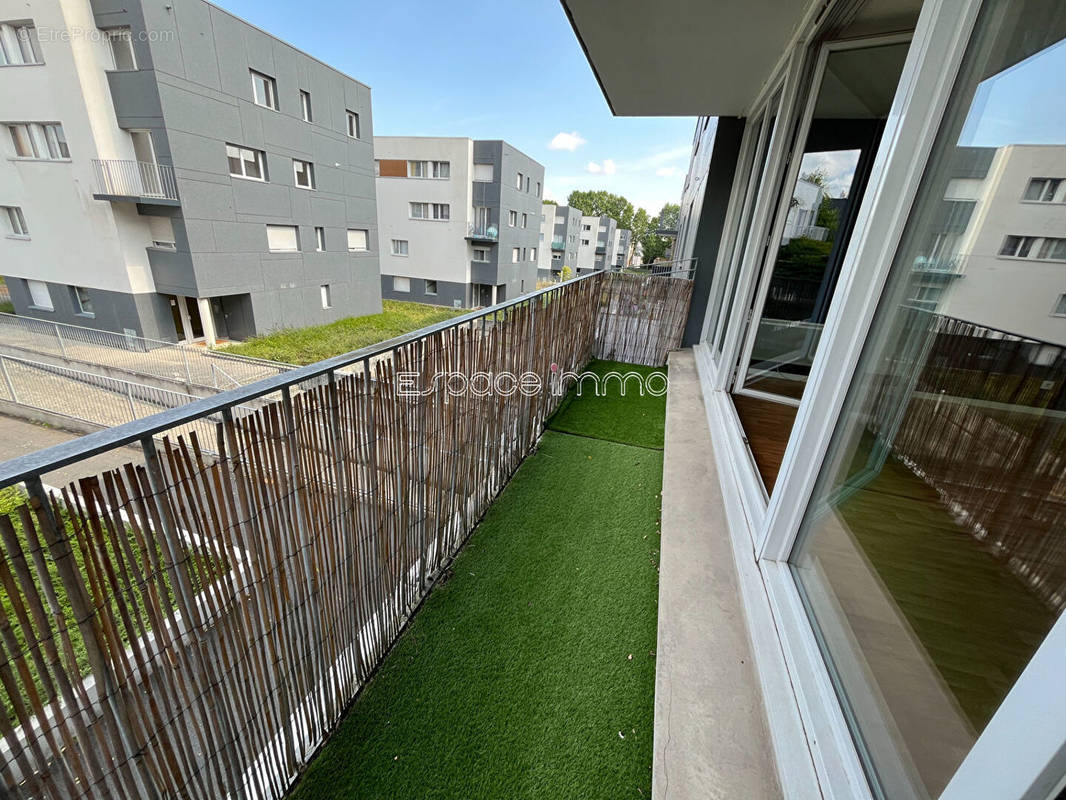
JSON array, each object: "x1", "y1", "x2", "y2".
[
  {"x1": 586, "y1": 161, "x2": 603, "y2": 174},
  {"x1": 549, "y1": 131, "x2": 587, "y2": 151},
  {"x1": 586, "y1": 159, "x2": 617, "y2": 175},
  {"x1": 655, "y1": 166, "x2": 679, "y2": 177},
  {"x1": 603, "y1": 159, "x2": 617, "y2": 175}
]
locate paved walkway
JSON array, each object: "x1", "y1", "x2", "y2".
[{"x1": 0, "y1": 414, "x2": 143, "y2": 487}]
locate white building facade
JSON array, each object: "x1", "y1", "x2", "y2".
[{"x1": 375, "y1": 137, "x2": 544, "y2": 307}]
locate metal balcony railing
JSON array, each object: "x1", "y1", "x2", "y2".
[
  {"x1": 91, "y1": 158, "x2": 180, "y2": 202},
  {"x1": 551, "y1": 239, "x2": 566, "y2": 250},
  {"x1": 912, "y1": 254, "x2": 965, "y2": 275},
  {"x1": 466, "y1": 222, "x2": 499, "y2": 241}
]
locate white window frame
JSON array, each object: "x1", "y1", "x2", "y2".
[
  {"x1": 227, "y1": 143, "x2": 266, "y2": 181},
  {"x1": 72, "y1": 286, "x2": 93, "y2": 316},
  {"x1": 424, "y1": 279, "x2": 438, "y2": 296},
  {"x1": 521, "y1": 213, "x2": 528, "y2": 229},
  {"x1": 299, "y1": 90, "x2": 312, "y2": 123},
  {"x1": 2, "y1": 205, "x2": 28, "y2": 237},
  {"x1": 346, "y1": 110, "x2": 360, "y2": 138},
  {"x1": 7, "y1": 122, "x2": 68, "y2": 160},
  {"x1": 347, "y1": 228, "x2": 368, "y2": 252},
  {"x1": 0, "y1": 22, "x2": 43, "y2": 66},
  {"x1": 391, "y1": 238, "x2": 409, "y2": 256},
  {"x1": 530, "y1": 248, "x2": 536, "y2": 262},
  {"x1": 25, "y1": 279, "x2": 51, "y2": 310},
  {"x1": 473, "y1": 163, "x2": 493, "y2": 182},
  {"x1": 685, "y1": 3, "x2": 1066, "y2": 800},
  {"x1": 320, "y1": 284, "x2": 332, "y2": 309},
  {"x1": 250, "y1": 70, "x2": 278, "y2": 110},
  {"x1": 106, "y1": 27, "x2": 136, "y2": 71},
  {"x1": 472, "y1": 247, "x2": 489, "y2": 262},
  {"x1": 508, "y1": 210, "x2": 517, "y2": 227},
  {"x1": 1052, "y1": 294, "x2": 1066, "y2": 318},
  {"x1": 314, "y1": 226, "x2": 325, "y2": 251},
  {"x1": 266, "y1": 224, "x2": 299, "y2": 253},
  {"x1": 511, "y1": 248, "x2": 519, "y2": 264},
  {"x1": 393, "y1": 276, "x2": 410, "y2": 293},
  {"x1": 293, "y1": 158, "x2": 315, "y2": 189}
]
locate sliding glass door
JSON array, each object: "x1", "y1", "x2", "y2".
[{"x1": 790, "y1": 2, "x2": 1066, "y2": 796}]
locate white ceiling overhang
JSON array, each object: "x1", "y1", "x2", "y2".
[{"x1": 560, "y1": 0, "x2": 812, "y2": 116}]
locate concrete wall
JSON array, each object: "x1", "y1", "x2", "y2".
[
  {"x1": 537, "y1": 203, "x2": 556, "y2": 272},
  {"x1": 552, "y1": 205, "x2": 582, "y2": 272}
]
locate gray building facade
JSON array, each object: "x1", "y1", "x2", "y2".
[
  {"x1": 551, "y1": 205, "x2": 582, "y2": 276},
  {"x1": 3, "y1": 0, "x2": 381, "y2": 343}
]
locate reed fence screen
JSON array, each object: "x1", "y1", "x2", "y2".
[
  {"x1": 0, "y1": 272, "x2": 692, "y2": 799},
  {"x1": 865, "y1": 308, "x2": 1066, "y2": 612}
]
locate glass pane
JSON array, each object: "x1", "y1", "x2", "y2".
[
  {"x1": 741, "y1": 42, "x2": 910, "y2": 400},
  {"x1": 715, "y1": 91, "x2": 782, "y2": 354},
  {"x1": 790, "y1": 5, "x2": 1066, "y2": 799}
]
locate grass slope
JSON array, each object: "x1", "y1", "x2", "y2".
[
  {"x1": 291, "y1": 429, "x2": 663, "y2": 800},
  {"x1": 547, "y1": 360, "x2": 667, "y2": 449},
  {"x1": 221, "y1": 300, "x2": 466, "y2": 365}
]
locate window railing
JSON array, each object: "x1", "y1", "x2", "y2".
[
  {"x1": 91, "y1": 158, "x2": 180, "y2": 201},
  {"x1": 466, "y1": 222, "x2": 499, "y2": 240},
  {"x1": 0, "y1": 270, "x2": 695, "y2": 799}
]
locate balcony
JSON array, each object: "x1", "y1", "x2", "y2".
[
  {"x1": 0, "y1": 269, "x2": 698, "y2": 799},
  {"x1": 551, "y1": 238, "x2": 566, "y2": 250},
  {"x1": 912, "y1": 254, "x2": 965, "y2": 275},
  {"x1": 91, "y1": 159, "x2": 180, "y2": 205},
  {"x1": 465, "y1": 222, "x2": 499, "y2": 242}
]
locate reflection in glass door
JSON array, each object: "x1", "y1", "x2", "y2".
[
  {"x1": 730, "y1": 38, "x2": 911, "y2": 493},
  {"x1": 791, "y1": 4, "x2": 1066, "y2": 798}
]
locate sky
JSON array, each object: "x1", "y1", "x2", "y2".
[{"x1": 214, "y1": 0, "x2": 696, "y2": 215}]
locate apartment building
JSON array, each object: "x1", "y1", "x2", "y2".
[
  {"x1": 0, "y1": 0, "x2": 380, "y2": 344},
  {"x1": 566, "y1": 1, "x2": 1066, "y2": 799},
  {"x1": 575, "y1": 214, "x2": 617, "y2": 272},
  {"x1": 374, "y1": 137, "x2": 544, "y2": 307},
  {"x1": 612, "y1": 227, "x2": 632, "y2": 268},
  {"x1": 536, "y1": 203, "x2": 581, "y2": 279}
]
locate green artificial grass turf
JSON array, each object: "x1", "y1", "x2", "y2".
[
  {"x1": 547, "y1": 360, "x2": 667, "y2": 449},
  {"x1": 290, "y1": 430, "x2": 663, "y2": 800},
  {"x1": 220, "y1": 300, "x2": 466, "y2": 365}
]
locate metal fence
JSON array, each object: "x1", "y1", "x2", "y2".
[
  {"x1": 0, "y1": 354, "x2": 227, "y2": 448},
  {"x1": 0, "y1": 270, "x2": 694, "y2": 800},
  {"x1": 0, "y1": 312, "x2": 292, "y2": 389},
  {"x1": 91, "y1": 159, "x2": 180, "y2": 201}
]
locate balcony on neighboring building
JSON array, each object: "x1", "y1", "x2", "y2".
[
  {"x1": 551, "y1": 239, "x2": 566, "y2": 250},
  {"x1": 912, "y1": 254, "x2": 966, "y2": 276},
  {"x1": 91, "y1": 159, "x2": 181, "y2": 205},
  {"x1": 466, "y1": 222, "x2": 499, "y2": 242}
]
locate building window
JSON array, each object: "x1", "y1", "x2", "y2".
[
  {"x1": 300, "y1": 90, "x2": 312, "y2": 122},
  {"x1": 473, "y1": 163, "x2": 493, "y2": 182},
  {"x1": 250, "y1": 70, "x2": 278, "y2": 110},
  {"x1": 582, "y1": 224, "x2": 591, "y2": 231},
  {"x1": 293, "y1": 159, "x2": 315, "y2": 189},
  {"x1": 407, "y1": 160, "x2": 450, "y2": 179},
  {"x1": 515, "y1": 172, "x2": 523, "y2": 189},
  {"x1": 1037, "y1": 237, "x2": 1066, "y2": 262},
  {"x1": 1053, "y1": 294, "x2": 1066, "y2": 317},
  {"x1": 536, "y1": 181, "x2": 541, "y2": 196},
  {"x1": 72, "y1": 286, "x2": 93, "y2": 316},
  {"x1": 425, "y1": 280, "x2": 438, "y2": 296},
  {"x1": 393, "y1": 276, "x2": 410, "y2": 293},
  {"x1": 227, "y1": 144, "x2": 266, "y2": 180},
  {"x1": 0, "y1": 21, "x2": 43, "y2": 65},
  {"x1": 314, "y1": 226, "x2": 325, "y2": 251},
  {"x1": 1024, "y1": 177, "x2": 1063, "y2": 203},
  {"x1": 347, "y1": 229, "x2": 368, "y2": 251},
  {"x1": 25, "y1": 279, "x2": 51, "y2": 310},
  {"x1": 266, "y1": 224, "x2": 299, "y2": 252},
  {"x1": 7, "y1": 123, "x2": 68, "y2": 159},
  {"x1": 1000, "y1": 235, "x2": 1066, "y2": 261},
  {"x1": 374, "y1": 160, "x2": 380, "y2": 177},
  {"x1": 106, "y1": 28, "x2": 136, "y2": 70},
  {"x1": 2, "y1": 205, "x2": 28, "y2": 237},
  {"x1": 320, "y1": 284, "x2": 332, "y2": 309},
  {"x1": 525, "y1": 176, "x2": 530, "y2": 192},
  {"x1": 581, "y1": 238, "x2": 590, "y2": 246},
  {"x1": 346, "y1": 110, "x2": 360, "y2": 138},
  {"x1": 521, "y1": 213, "x2": 528, "y2": 229},
  {"x1": 512, "y1": 247, "x2": 519, "y2": 263},
  {"x1": 409, "y1": 202, "x2": 448, "y2": 220},
  {"x1": 508, "y1": 210, "x2": 517, "y2": 227},
  {"x1": 530, "y1": 248, "x2": 536, "y2": 262},
  {"x1": 391, "y1": 239, "x2": 409, "y2": 256},
  {"x1": 473, "y1": 248, "x2": 489, "y2": 262}
]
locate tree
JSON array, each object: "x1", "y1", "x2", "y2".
[
  {"x1": 800, "y1": 169, "x2": 828, "y2": 188},
  {"x1": 656, "y1": 202, "x2": 680, "y2": 231},
  {"x1": 815, "y1": 195, "x2": 840, "y2": 241},
  {"x1": 566, "y1": 190, "x2": 637, "y2": 233}
]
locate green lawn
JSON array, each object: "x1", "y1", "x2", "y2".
[
  {"x1": 291, "y1": 360, "x2": 664, "y2": 799},
  {"x1": 219, "y1": 300, "x2": 467, "y2": 365},
  {"x1": 547, "y1": 360, "x2": 667, "y2": 449}
]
